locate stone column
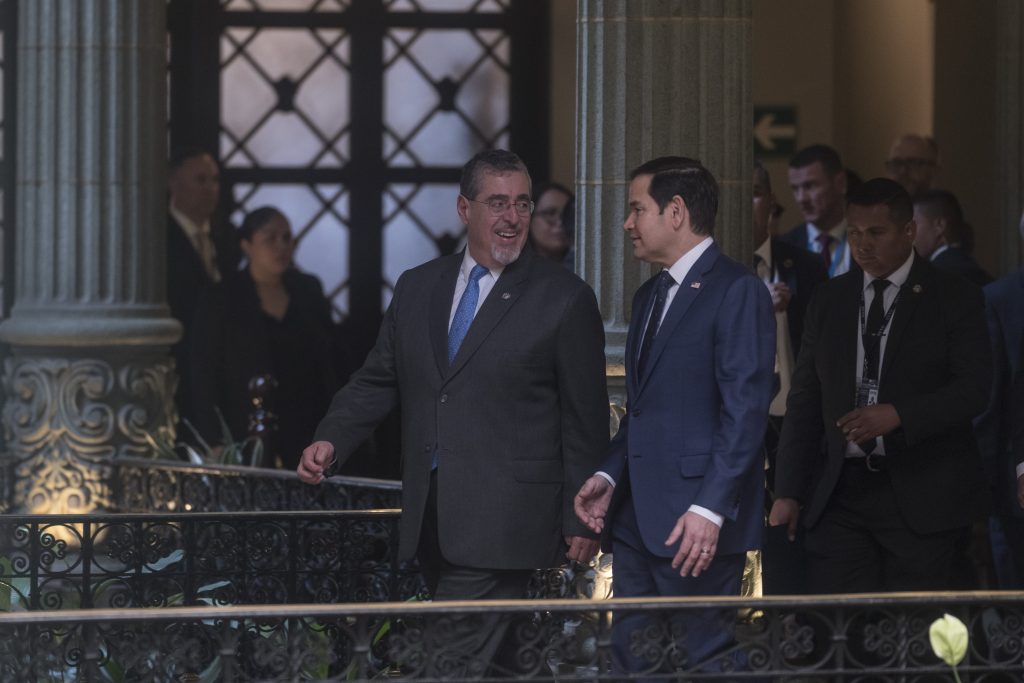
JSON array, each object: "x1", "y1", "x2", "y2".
[
  {"x1": 0, "y1": 0, "x2": 179, "y2": 513},
  {"x1": 575, "y1": 0, "x2": 753, "y2": 391}
]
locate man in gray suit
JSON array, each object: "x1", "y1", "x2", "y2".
[{"x1": 297, "y1": 149, "x2": 609, "y2": 674}]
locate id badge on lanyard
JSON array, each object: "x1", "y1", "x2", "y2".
[{"x1": 855, "y1": 378, "x2": 879, "y2": 408}]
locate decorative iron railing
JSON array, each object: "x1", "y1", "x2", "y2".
[
  {"x1": 0, "y1": 511, "x2": 425, "y2": 611},
  {"x1": 0, "y1": 454, "x2": 403, "y2": 514},
  {"x1": 111, "y1": 456, "x2": 403, "y2": 512},
  {"x1": 1, "y1": 593, "x2": 1020, "y2": 681}
]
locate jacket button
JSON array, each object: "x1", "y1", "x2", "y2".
[{"x1": 440, "y1": 394, "x2": 448, "y2": 403}]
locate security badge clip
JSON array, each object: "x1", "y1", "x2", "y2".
[{"x1": 855, "y1": 378, "x2": 879, "y2": 408}]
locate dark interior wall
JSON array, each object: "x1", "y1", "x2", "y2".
[{"x1": 934, "y1": 0, "x2": 1002, "y2": 275}]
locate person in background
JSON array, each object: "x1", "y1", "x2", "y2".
[
  {"x1": 781, "y1": 145, "x2": 852, "y2": 278},
  {"x1": 975, "y1": 211, "x2": 1024, "y2": 587},
  {"x1": 912, "y1": 189, "x2": 993, "y2": 286},
  {"x1": 167, "y1": 148, "x2": 241, "y2": 429},
  {"x1": 190, "y1": 207, "x2": 337, "y2": 469},
  {"x1": 770, "y1": 178, "x2": 991, "y2": 594},
  {"x1": 529, "y1": 181, "x2": 574, "y2": 267},
  {"x1": 752, "y1": 162, "x2": 828, "y2": 595},
  {"x1": 886, "y1": 134, "x2": 940, "y2": 199}
]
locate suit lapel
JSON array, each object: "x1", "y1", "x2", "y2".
[
  {"x1": 429, "y1": 256, "x2": 461, "y2": 378},
  {"x1": 637, "y1": 244, "x2": 720, "y2": 392},
  {"x1": 446, "y1": 250, "x2": 531, "y2": 379},
  {"x1": 626, "y1": 279, "x2": 653, "y2": 396},
  {"x1": 832, "y1": 272, "x2": 863, "y2": 415},
  {"x1": 879, "y1": 255, "x2": 928, "y2": 381}
]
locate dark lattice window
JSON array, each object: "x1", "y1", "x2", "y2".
[{"x1": 169, "y1": 0, "x2": 549, "y2": 354}]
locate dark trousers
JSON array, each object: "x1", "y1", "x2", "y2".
[
  {"x1": 805, "y1": 459, "x2": 961, "y2": 594},
  {"x1": 610, "y1": 495, "x2": 746, "y2": 681},
  {"x1": 414, "y1": 472, "x2": 533, "y2": 678}
]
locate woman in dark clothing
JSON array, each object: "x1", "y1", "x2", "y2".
[{"x1": 190, "y1": 206, "x2": 338, "y2": 469}]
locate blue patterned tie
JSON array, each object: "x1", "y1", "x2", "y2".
[{"x1": 448, "y1": 264, "x2": 489, "y2": 364}]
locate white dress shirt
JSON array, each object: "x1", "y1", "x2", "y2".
[
  {"x1": 448, "y1": 252, "x2": 503, "y2": 332},
  {"x1": 845, "y1": 249, "x2": 916, "y2": 457},
  {"x1": 170, "y1": 203, "x2": 221, "y2": 282},
  {"x1": 805, "y1": 219, "x2": 851, "y2": 277},
  {"x1": 599, "y1": 237, "x2": 725, "y2": 527}
]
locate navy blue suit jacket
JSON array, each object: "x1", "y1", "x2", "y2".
[
  {"x1": 976, "y1": 268, "x2": 1024, "y2": 516},
  {"x1": 600, "y1": 243, "x2": 777, "y2": 557}
]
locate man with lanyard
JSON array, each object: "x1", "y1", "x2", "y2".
[
  {"x1": 781, "y1": 144, "x2": 853, "y2": 278},
  {"x1": 770, "y1": 178, "x2": 990, "y2": 593}
]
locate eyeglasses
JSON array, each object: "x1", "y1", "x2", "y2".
[
  {"x1": 885, "y1": 157, "x2": 936, "y2": 173},
  {"x1": 464, "y1": 196, "x2": 534, "y2": 216}
]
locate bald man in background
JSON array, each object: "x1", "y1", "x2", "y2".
[{"x1": 885, "y1": 134, "x2": 939, "y2": 199}]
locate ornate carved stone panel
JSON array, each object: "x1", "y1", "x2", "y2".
[{"x1": 1, "y1": 351, "x2": 176, "y2": 513}]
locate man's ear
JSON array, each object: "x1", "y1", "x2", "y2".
[
  {"x1": 456, "y1": 194, "x2": 470, "y2": 226},
  {"x1": 934, "y1": 217, "x2": 948, "y2": 239},
  {"x1": 670, "y1": 195, "x2": 688, "y2": 230}
]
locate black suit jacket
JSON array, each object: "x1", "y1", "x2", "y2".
[
  {"x1": 931, "y1": 246, "x2": 994, "y2": 287},
  {"x1": 778, "y1": 224, "x2": 810, "y2": 251},
  {"x1": 190, "y1": 268, "x2": 338, "y2": 468},
  {"x1": 769, "y1": 238, "x2": 828, "y2": 358},
  {"x1": 314, "y1": 249, "x2": 610, "y2": 568},
  {"x1": 167, "y1": 213, "x2": 241, "y2": 423},
  {"x1": 776, "y1": 254, "x2": 992, "y2": 534}
]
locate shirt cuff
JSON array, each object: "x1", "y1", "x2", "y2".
[
  {"x1": 688, "y1": 504, "x2": 724, "y2": 527},
  {"x1": 595, "y1": 471, "x2": 616, "y2": 487},
  {"x1": 1016, "y1": 462, "x2": 1024, "y2": 479}
]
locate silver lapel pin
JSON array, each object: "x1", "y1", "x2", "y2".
[{"x1": 501, "y1": 292, "x2": 511, "y2": 300}]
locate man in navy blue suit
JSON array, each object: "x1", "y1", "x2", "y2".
[
  {"x1": 574, "y1": 156, "x2": 776, "y2": 678},
  {"x1": 976, "y1": 212, "x2": 1024, "y2": 587}
]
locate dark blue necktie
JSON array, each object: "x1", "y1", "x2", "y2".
[
  {"x1": 636, "y1": 270, "x2": 674, "y2": 377},
  {"x1": 448, "y1": 264, "x2": 489, "y2": 364}
]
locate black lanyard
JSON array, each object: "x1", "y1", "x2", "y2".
[{"x1": 858, "y1": 285, "x2": 901, "y2": 378}]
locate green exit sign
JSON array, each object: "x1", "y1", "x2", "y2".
[{"x1": 754, "y1": 107, "x2": 798, "y2": 158}]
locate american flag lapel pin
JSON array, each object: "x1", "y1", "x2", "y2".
[
  {"x1": 690, "y1": 281, "x2": 701, "y2": 289},
  {"x1": 501, "y1": 292, "x2": 511, "y2": 300}
]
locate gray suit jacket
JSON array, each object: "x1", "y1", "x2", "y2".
[{"x1": 314, "y1": 249, "x2": 609, "y2": 569}]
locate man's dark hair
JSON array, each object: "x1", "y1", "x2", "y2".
[
  {"x1": 788, "y1": 144, "x2": 844, "y2": 177},
  {"x1": 847, "y1": 177, "x2": 913, "y2": 225},
  {"x1": 169, "y1": 146, "x2": 214, "y2": 172},
  {"x1": 460, "y1": 149, "x2": 530, "y2": 199},
  {"x1": 916, "y1": 188, "x2": 974, "y2": 249},
  {"x1": 239, "y1": 206, "x2": 286, "y2": 242},
  {"x1": 630, "y1": 156, "x2": 719, "y2": 235}
]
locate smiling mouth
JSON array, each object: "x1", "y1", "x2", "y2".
[{"x1": 495, "y1": 229, "x2": 519, "y2": 240}]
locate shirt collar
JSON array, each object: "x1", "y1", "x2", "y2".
[
  {"x1": 459, "y1": 251, "x2": 503, "y2": 283},
  {"x1": 664, "y1": 236, "x2": 714, "y2": 286},
  {"x1": 863, "y1": 249, "x2": 915, "y2": 291},
  {"x1": 929, "y1": 244, "x2": 950, "y2": 261},
  {"x1": 169, "y1": 202, "x2": 210, "y2": 240},
  {"x1": 754, "y1": 236, "x2": 772, "y2": 265},
  {"x1": 806, "y1": 218, "x2": 848, "y2": 241}
]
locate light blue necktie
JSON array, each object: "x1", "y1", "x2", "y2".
[{"x1": 448, "y1": 264, "x2": 489, "y2": 364}]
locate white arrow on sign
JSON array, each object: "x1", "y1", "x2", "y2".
[{"x1": 754, "y1": 113, "x2": 796, "y2": 151}]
